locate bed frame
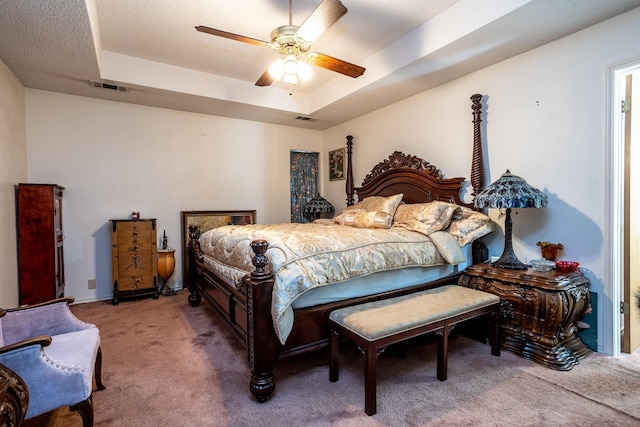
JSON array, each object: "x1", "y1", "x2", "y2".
[{"x1": 187, "y1": 94, "x2": 486, "y2": 402}]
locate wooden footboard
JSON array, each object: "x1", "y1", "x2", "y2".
[{"x1": 187, "y1": 94, "x2": 487, "y2": 403}]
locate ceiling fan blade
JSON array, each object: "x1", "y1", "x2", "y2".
[
  {"x1": 255, "y1": 69, "x2": 275, "y2": 87},
  {"x1": 295, "y1": 0, "x2": 347, "y2": 43},
  {"x1": 195, "y1": 26, "x2": 270, "y2": 48},
  {"x1": 307, "y1": 52, "x2": 365, "y2": 78}
]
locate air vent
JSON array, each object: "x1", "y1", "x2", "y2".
[
  {"x1": 88, "y1": 81, "x2": 128, "y2": 92},
  {"x1": 295, "y1": 116, "x2": 317, "y2": 122}
]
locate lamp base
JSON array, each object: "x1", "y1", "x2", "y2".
[
  {"x1": 491, "y1": 260, "x2": 529, "y2": 270},
  {"x1": 491, "y1": 250, "x2": 528, "y2": 270},
  {"x1": 160, "y1": 279, "x2": 176, "y2": 296},
  {"x1": 490, "y1": 207, "x2": 528, "y2": 270}
]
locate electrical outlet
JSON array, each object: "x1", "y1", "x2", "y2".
[{"x1": 88, "y1": 279, "x2": 96, "y2": 289}]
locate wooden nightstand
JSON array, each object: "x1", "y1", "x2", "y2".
[{"x1": 458, "y1": 263, "x2": 591, "y2": 370}]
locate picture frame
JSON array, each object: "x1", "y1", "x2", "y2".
[
  {"x1": 329, "y1": 147, "x2": 345, "y2": 181},
  {"x1": 180, "y1": 210, "x2": 256, "y2": 289}
]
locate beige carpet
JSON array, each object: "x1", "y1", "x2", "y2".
[{"x1": 25, "y1": 290, "x2": 640, "y2": 427}]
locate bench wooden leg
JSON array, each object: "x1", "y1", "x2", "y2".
[
  {"x1": 437, "y1": 325, "x2": 448, "y2": 381},
  {"x1": 330, "y1": 326, "x2": 339, "y2": 382},
  {"x1": 364, "y1": 344, "x2": 377, "y2": 416}
]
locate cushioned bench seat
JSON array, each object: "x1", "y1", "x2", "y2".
[{"x1": 329, "y1": 284, "x2": 500, "y2": 416}]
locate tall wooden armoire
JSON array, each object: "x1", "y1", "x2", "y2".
[{"x1": 17, "y1": 183, "x2": 65, "y2": 305}]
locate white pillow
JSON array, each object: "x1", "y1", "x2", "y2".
[{"x1": 429, "y1": 231, "x2": 466, "y2": 264}]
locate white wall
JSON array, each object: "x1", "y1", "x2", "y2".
[
  {"x1": 0, "y1": 60, "x2": 27, "y2": 307},
  {"x1": 324, "y1": 7, "x2": 640, "y2": 354},
  {"x1": 25, "y1": 91, "x2": 322, "y2": 302}
]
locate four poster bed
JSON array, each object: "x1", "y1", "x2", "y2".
[{"x1": 187, "y1": 94, "x2": 489, "y2": 402}]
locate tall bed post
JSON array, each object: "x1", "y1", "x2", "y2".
[
  {"x1": 187, "y1": 225, "x2": 202, "y2": 308},
  {"x1": 345, "y1": 135, "x2": 355, "y2": 206},
  {"x1": 244, "y1": 240, "x2": 277, "y2": 403},
  {"x1": 470, "y1": 93, "x2": 488, "y2": 263},
  {"x1": 470, "y1": 93, "x2": 484, "y2": 197}
]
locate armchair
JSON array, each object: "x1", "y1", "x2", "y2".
[{"x1": 0, "y1": 297, "x2": 104, "y2": 426}]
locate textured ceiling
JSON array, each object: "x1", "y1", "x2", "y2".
[{"x1": 1, "y1": 0, "x2": 639, "y2": 130}]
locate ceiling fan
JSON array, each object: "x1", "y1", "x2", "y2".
[{"x1": 196, "y1": 0, "x2": 366, "y2": 87}]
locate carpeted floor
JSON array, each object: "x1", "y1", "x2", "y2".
[{"x1": 25, "y1": 290, "x2": 640, "y2": 427}]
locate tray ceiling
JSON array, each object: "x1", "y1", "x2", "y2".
[{"x1": 1, "y1": 0, "x2": 639, "y2": 129}]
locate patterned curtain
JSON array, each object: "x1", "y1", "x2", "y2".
[{"x1": 290, "y1": 151, "x2": 319, "y2": 223}]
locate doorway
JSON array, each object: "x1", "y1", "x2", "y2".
[
  {"x1": 290, "y1": 150, "x2": 319, "y2": 223},
  {"x1": 623, "y1": 66, "x2": 640, "y2": 353},
  {"x1": 609, "y1": 59, "x2": 640, "y2": 356}
]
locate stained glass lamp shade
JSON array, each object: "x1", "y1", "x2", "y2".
[
  {"x1": 304, "y1": 194, "x2": 334, "y2": 221},
  {"x1": 474, "y1": 170, "x2": 548, "y2": 269}
]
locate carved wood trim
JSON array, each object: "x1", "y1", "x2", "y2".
[
  {"x1": 470, "y1": 93, "x2": 484, "y2": 199},
  {"x1": 361, "y1": 151, "x2": 443, "y2": 187},
  {"x1": 345, "y1": 136, "x2": 354, "y2": 206},
  {"x1": 244, "y1": 240, "x2": 277, "y2": 403}
]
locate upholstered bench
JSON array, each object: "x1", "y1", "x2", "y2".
[{"x1": 329, "y1": 284, "x2": 500, "y2": 416}]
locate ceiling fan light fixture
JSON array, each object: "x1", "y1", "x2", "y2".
[
  {"x1": 282, "y1": 72, "x2": 298, "y2": 84},
  {"x1": 297, "y1": 60, "x2": 313, "y2": 81},
  {"x1": 282, "y1": 54, "x2": 299, "y2": 76},
  {"x1": 268, "y1": 59, "x2": 285, "y2": 80},
  {"x1": 268, "y1": 56, "x2": 297, "y2": 84},
  {"x1": 268, "y1": 54, "x2": 312, "y2": 85}
]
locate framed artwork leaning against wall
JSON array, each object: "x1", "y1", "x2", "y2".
[{"x1": 180, "y1": 210, "x2": 256, "y2": 289}]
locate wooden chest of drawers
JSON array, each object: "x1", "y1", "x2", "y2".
[{"x1": 110, "y1": 219, "x2": 159, "y2": 305}]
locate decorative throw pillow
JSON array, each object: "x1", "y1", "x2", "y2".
[
  {"x1": 392, "y1": 201, "x2": 461, "y2": 236},
  {"x1": 445, "y1": 207, "x2": 494, "y2": 246},
  {"x1": 333, "y1": 193, "x2": 403, "y2": 224},
  {"x1": 332, "y1": 201, "x2": 365, "y2": 224},
  {"x1": 429, "y1": 231, "x2": 466, "y2": 264},
  {"x1": 342, "y1": 211, "x2": 393, "y2": 229}
]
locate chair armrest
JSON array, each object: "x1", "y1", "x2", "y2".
[
  {"x1": 0, "y1": 336, "x2": 51, "y2": 355},
  {"x1": 4, "y1": 297, "x2": 75, "y2": 314},
  {"x1": 0, "y1": 331, "x2": 96, "y2": 419},
  {"x1": 1, "y1": 298, "x2": 94, "y2": 345}
]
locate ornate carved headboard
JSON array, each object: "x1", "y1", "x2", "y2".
[{"x1": 353, "y1": 151, "x2": 472, "y2": 208}]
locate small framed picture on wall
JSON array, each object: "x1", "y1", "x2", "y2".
[{"x1": 329, "y1": 147, "x2": 345, "y2": 181}]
